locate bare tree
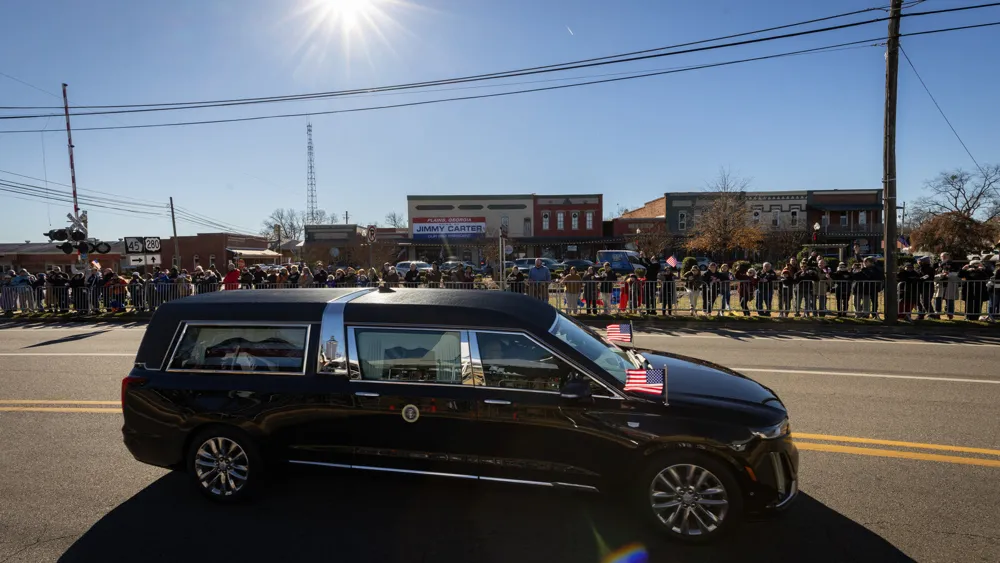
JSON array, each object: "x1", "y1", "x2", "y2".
[
  {"x1": 384, "y1": 212, "x2": 408, "y2": 229},
  {"x1": 912, "y1": 166, "x2": 1000, "y2": 221},
  {"x1": 260, "y1": 208, "x2": 304, "y2": 241},
  {"x1": 309, "y1": 209, "x2": 337, "y2": 225},
  {"x1": 685, "y1": 168, "x2": 764, "y2": 258},
  {"x1": 604, "y1": 203, "x2": 630, "y2": 220}
]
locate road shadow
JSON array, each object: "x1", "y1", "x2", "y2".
[
  {"x1": 60, "y1": 470, "x2": 913, "y2": 563},
  {"x1": 638, "y1": 326, "x2": 1000, "y2": 345},
  {"x1": 22, "y1": 330, "x2": 111, "y2": 348}
]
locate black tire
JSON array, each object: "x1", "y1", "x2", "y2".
[
  {"x1": 186, "y1": 426, "x2": 262, "y2": 503},
  {"x1": 633, "y1": 450, "x2": 744, "y2": 544}
]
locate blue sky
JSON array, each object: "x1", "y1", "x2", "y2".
[{"x1": 1, "y1": 0, "x2": 998, "y2": 242}]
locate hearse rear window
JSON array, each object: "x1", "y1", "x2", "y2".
[
  {"x1": 168, "y1": 325, "x2": 308, "y2": 374},
  {"x1": 354, "y1": 328, "x2": 464, "y2": 384}
]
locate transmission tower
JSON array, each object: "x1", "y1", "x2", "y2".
[{"x1": 305, "y1": 122, "x2": 318, "y2": 224}]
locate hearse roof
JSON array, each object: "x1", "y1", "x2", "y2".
[{"x1": 345, "y1": 288, "x2": 557, "y2": 332}]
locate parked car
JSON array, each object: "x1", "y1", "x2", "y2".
[
  {"x1": 596, "y1": 250, "x2": 644, "y2": 275},
  {"x1": 394, "y1": 261, "x2": 432, "y2": 277},
  {"x1": 514, "y1": 258, "x2": 563, "y2": 274},
  {"x1": 440, "y1": 261, "x2": 480, "y2": 274},
  {"x1": 123, "y1": 287, "x2": 798, "y2": 543},
  {"x1": 559, "y1": 259, "x2": 593, "y2": 272}
]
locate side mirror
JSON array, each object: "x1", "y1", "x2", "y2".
[{"x1": 560, "y1": 377, "x2": 592, "y2": 400}]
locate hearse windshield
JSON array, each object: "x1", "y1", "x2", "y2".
[{"x1": 548, "y1": 312, "x2": 639, "y2": 384}]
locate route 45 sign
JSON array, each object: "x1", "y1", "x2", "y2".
[{"x1": 125, "y1": 236, "x2": 161, "y2": 254}]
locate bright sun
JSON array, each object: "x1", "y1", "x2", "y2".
[
  {"x1": 317, "y1": 0, "x2": 381, "y2": 34},
  {"x1": 291, "y1": 0, "x2": 412, "y2": 72}
]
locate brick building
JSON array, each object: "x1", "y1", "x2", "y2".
[
  {"x1": 807, "y1": 190, "x2": 883, "y2": 257},
  {"x1": 160, "y1": 232, "x2": 276, "y2": 271},
  {"x1": 621, "y1": 196, "x2": 666, "y2": 219},
  {"x1": 0, "y1": 241, "x2": 125, "y2": 274}
]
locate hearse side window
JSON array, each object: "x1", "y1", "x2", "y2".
[
  {"x1": 168, "y1": 325, "x2": 308, "y2": 374},
  {"x1": 475, "y1": 332, "x2": 579, "y2": 392},
  {"x1": 354, "y1": 328, "x2": 465, "y2": 384}
]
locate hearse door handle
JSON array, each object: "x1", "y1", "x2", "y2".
[
  {"x1": 354, "y1": 391, "x2": 380, "y2": 398},
  {"x1": 484, "y1": 399, "x2": 511, "y2": 405}
]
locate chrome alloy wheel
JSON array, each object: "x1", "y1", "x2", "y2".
[
  {"x1": 648, "y1": 463, "x2": 729, "y2": 537},
  {"x1": 194, "y1": 437, "x2": 249, "y2": 496}
]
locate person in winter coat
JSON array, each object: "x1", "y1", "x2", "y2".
[
  {"x1": 682, "y1": 266, "x2": 702, "y2": 314},
  {"x1": 404, "y1": 262, "x2": 421, "y2": 288},
  {"x1": 238, "y1": 267, "x2": 254, "y2": 289},
  {"x1": 128, "y1": 273, "x2": 145, "y2": 311},
  {"x1": 829, "y1": 262, "x2": 853, "y2": 317},
  {"x1": 793, "y1": 260, "x2": 820, "y2": 317},
  {"x1": 560, "y1": 267, "x2": 583, "y2": 315},
  {"x1": 382, "y1": 264, "x2": 400, "y2": 287},
  {"x1": 896, "y1": 262, "x2": 921, "y2": 320},
  {"x1": 506, "y1": 267, "x2": 525, "y2": 295},
  {"x1": 932, "y1": 264, "x2": 958, "y2": 319},
  {"x1": 286, "y1": 265, "x2": 301, "y2": 286},
  {"x1": 755, "y1": 262, "x2": 777, "y2": 316},
  {"x1": 640, "y1": 253, "x2": 660, "y2": 314},
  {"x1": 915, "y1": 256, "x2": 936, "y2": 320},
  {"x1": 702, "y1": 263, "x2": 721, "y2": 315},
  {"x1": 959, "y1": 260, "x2": 990, "y2": 320},
  {"x1": 778, "y1": 268, "x2": 795, "y2": 317},
  {"x1": 581, "y1": 266, "x2": 599, "y2": 314},
  {"x1": 988, "y1": 262, "x2": 1000, "y2": 321},
  {"x1": 31, "y1": 272, "x2": 47, "y2": 312},
  {"x1": 735, "y1": 266, "x2": 757, "y2": 316},
  {"x1": 621, "y1": 272, "x2": 644, "y2": 313},
  {"x1": 69, "y1": 272, "x2": 87, "y2": 312},
  {"x1": 598, "y1": 263, "x2": 618, "y2": 314},
  {"x1": 299, "y1": 266, "x2": 314, "y2": 287},
  {"x1": 222, "y1": 264, "x2": 241, "y2": 290},
  {"x1": 425, "y1": 264, "x2": 442, "y2": 288},
  {"x1": 48, "y1": 267, "x2": 70, "y2": 312},
  {"x1": 815, "y1": 260, "x2": 831, "y2": 317},
  {"x1": 312, "y1": 265, "x2": 329, "y2": 286},
  {"x1": 657, "y1": 265, "x2": 677, "y2": 316}
]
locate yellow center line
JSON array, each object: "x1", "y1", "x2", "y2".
[
  {"x1": 793, "y1": 432, "x2": 1000, "y2": 457},
  {"x1": 795, "y1": 441, "x2": 1000, "y2": 468},
  {"x1": 0, "y1": 407, "x2": 121, "y2": 413},
  {"x1": 0, "y1": 400, "x2": 120, "y2": 405}
]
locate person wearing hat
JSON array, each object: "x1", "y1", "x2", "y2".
[
  {"x1": 48, "y1": 266, "x2": 69, "y2": 312},
  {"x1": 897, "y1": 262, "x2": 921, "y2": 320},
  {"x1": 829, "y1": 262, "x2": 853, "y2": 317},
  {"x1": 777, "y1": 267, "x2": 795, "y2": 317}
]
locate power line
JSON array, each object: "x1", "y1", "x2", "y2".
[
  {"x1": 0, "y1": 182, "x2": 168, "y2": 217},
  {"x1": 0, "y1": 71, "x2": 60, "y2": 98},
  {"x1": 899, "y1": 45, "x2": 985, "y2": 175},
  {"x1": 3, "y1": 1, "x2": 990, "y2": 116},
  {"x1": 0, "y1": 3, "x2": 902, "y2": 112},
  {"x1": 0, "y1": 39, "x2": 893, "y2": 134},
  {"x1": 0, "y1": 168, "x2": 168, "y2": 206},
  {"x1": 0, "y1": 178, "x2": 168, "y2": 211},
  {"x1": 172, "y1": 208, "x2": 257, "y2": 235}
]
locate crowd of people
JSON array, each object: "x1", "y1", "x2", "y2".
[{"x1": 3, "y1": 252, "x2": 998, "y2": 321}]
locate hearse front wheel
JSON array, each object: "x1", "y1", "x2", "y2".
[
  {"x1": 186, "y1": 427, "x2": 262, "y2": 502},
  {"x1": 634, "y1": 451, "x2": 744, "y2": 544}
]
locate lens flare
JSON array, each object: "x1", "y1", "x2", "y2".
[{"x1": 601, "y1": 543, "x2": 649, "y2": 563}]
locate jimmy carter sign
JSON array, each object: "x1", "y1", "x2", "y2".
[{"x1": 411, "y1": 217, "x2": 487, "y2": 240}]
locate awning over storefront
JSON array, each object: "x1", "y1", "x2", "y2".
[
  {"x1": 810, "y1": 204, "x2": 882, "y2": 211},
  {"x1": 226, "y1": 248, "x2": 281, "y2": 259}
]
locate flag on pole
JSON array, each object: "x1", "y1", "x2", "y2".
[
  {"x1": 897, "y1": 235, "x2": 910, "y2": 248},
  {"x1": 665, "y1": 255, "x2": 679, "y2": 268},
  {"x1": 606, "y1": 323, "x2": 632, "y2": 342},
  {"x1": 624, "y1": 368, "x2": 665, "y2": 395}
]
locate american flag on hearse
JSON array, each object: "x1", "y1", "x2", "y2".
[
  {"x1": 605, "y1": 323, "x2": 632, "y2": 342},
  {"x1": 624, "y1": 368, "x2": 665, "y2": 395}
]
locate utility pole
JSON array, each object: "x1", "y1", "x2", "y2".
[
  {"x1": 169, "y1": 197, "x2": 180, "y2": 268},
  {"x1": 61, "y1": 84, "x2": 80, "y2": 220},
  {"x1": 882, "y1": 0, "x2": 902, "y2": 325},
  {"x1": 344, "y1": 211, "x2": 350, "y2": 224}
]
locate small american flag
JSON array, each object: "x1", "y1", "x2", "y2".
[
  {"x1": 625, "y1": 368, "x2": 665, "y2": 395},
  {"x1": 606, "y1": 323, "x2": 632, "y2": 342},
  {"x1": 665, "y1": 255, "x2": 679, "y2": 268}
]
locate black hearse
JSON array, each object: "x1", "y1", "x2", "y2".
[{"x1": 122, "y1": 287, "x2": 797, "y2": 542}]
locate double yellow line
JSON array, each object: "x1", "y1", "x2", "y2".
[
  {"x1": 794, "y1": 433, "x2": 1000, "y2": 468},
  {"x1": 0, "y1": 400, "x2": 121, "y2": 414}
]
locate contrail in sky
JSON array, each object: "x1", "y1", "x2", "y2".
[{"x1": 566, "y1": 26, "x2": 574, "y2": 35}]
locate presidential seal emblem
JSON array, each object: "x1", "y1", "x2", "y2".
[{"x1": 401, "y1": 404, "x2": 420, "y2": 423}]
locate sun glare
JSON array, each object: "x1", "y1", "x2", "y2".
[
  {"x1": 290, "y1": 0, "x2": 413, "y2": 72},
  {"x1": 323, "y1": 0, "x2": 375, "y2": 33}
]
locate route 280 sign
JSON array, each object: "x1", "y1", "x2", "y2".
[{"x1": 124, "y1": 237, "x2": 161, "y2": 255}]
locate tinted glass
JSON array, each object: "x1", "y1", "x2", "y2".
[
  {"x1": 549, "y1": 313, "x2": 635, "y2": 384},
  {"x1": 476, "y1": 332, "x2": 575, "y2": 392},
  {"x1": 355, "y1": 328, "x2": 465, "y2": 384},
  {"x1": 169, "y1": 325, "x2": 308, "y2": 373}
]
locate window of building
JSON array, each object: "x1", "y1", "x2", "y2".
[
  {"x1": 168, "y1": 325, "x2": 308, "y2": 374},
  {"x1": 487, "y1": 204, "x2": 528, "y2": 210},
  {"x1": 414, "y1": 204, "x2": 455, "y2": 211},
  {"x1": 542, "y1": 212, "x2": 550, "y2": 230},
  {"x1": 772, "y1": 210, "x2": 780, "y2": 227},
  {"x1": 840, "y1": 213, "x2": 848, "y2": 226},
  {"x1": 752, "y1": 209, "x2": 761, "y2": 223},
  {"x1": 822, "y1": 213, "x2": 829, "y2": 227},
  {"x1": 193, "y1": 254, "x2": 200, "y2": 269},
  {"x1": 500, "y1": 215, "x2": 510, "y2": 228},
  {"x1": 457, "y1": 204, "x2": 484, "y2": 210},
  {"x1": 209, "y1": 254, "x2": 217, "y2": 267},
  {"x1": 556, "y1": 211, "x2": 565, "y2": 230},
  {"x1": 354, "y1": 328, "x2": 463, "y2": 384},
  {"x1": 571, "y1": 211, "x2": 579, "y2": 230},
  {"x1": 859, "y1": 211, "x2": 867, "y2": 225},
  {"x1": 678, "y1": 211, "x2": 687, "y2": 231},
  {"x1": 790, "y1": 210, "x2": 799, "y2": 227},
  {"x1": 585, "y1": 211, "x2": 594, "y2": 230},
  {"x1": 523, "y1": 218, "x2": 531, "y2": 236},
  {"x1": 475, "y1": 332, "x2": 576, "y2": 392}
]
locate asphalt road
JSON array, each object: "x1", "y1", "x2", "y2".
[{"x1": 1, "y1": 323, "x2": 999, "y2": 562}]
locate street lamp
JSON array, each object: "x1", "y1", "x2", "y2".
[{"x1": 812, "y1": 222, "x2": 821, "y2": 242}]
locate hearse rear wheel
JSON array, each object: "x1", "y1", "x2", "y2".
[{"x1": 186, "y1": 427, "x2": 262, "y2": 502}]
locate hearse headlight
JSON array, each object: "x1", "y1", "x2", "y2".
[{"x1": 751, "y1": 418, "x2": 790, "y2": 440}]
